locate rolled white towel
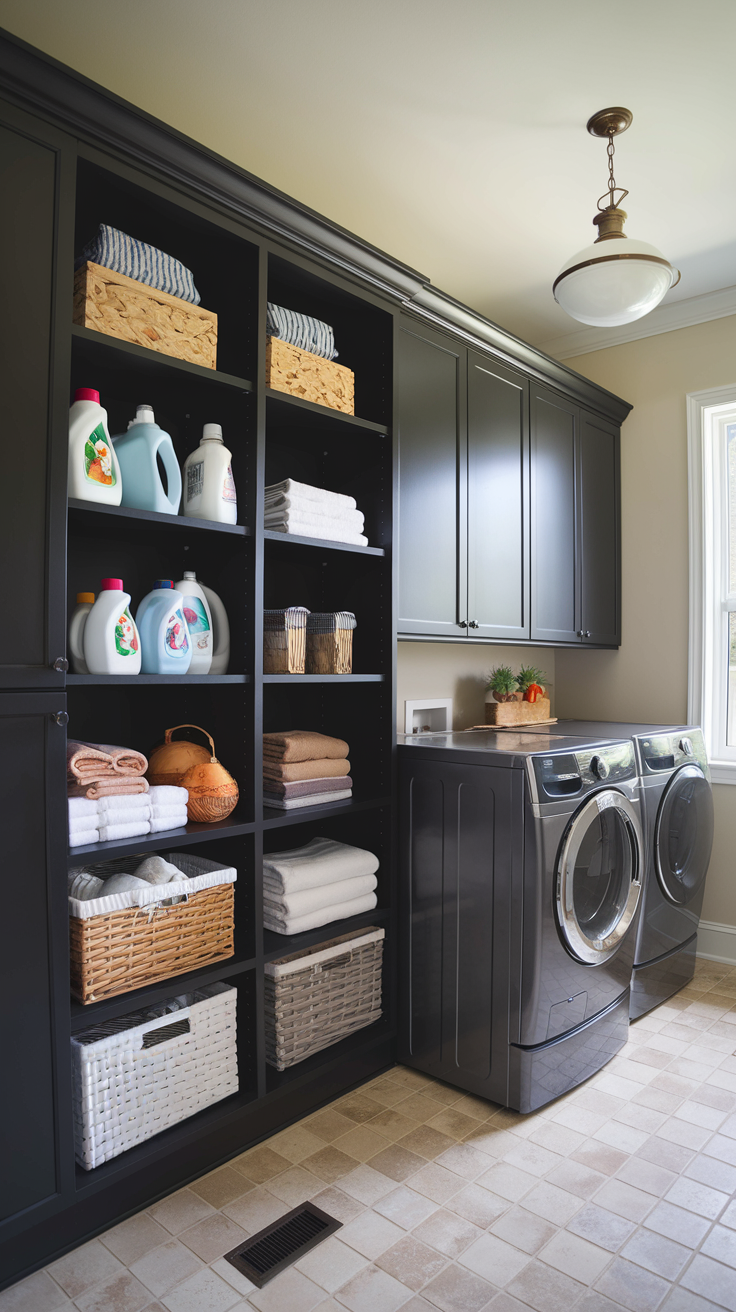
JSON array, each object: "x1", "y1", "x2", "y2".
[
  {"x1": 264, "y1": 890, "x2": 378, "y2": 935},
  {"x1": 148, "y1": 786, "x2": 189, "y2": 806},
  {"x1": 69, "y1": 828, "x2": 99, "y2": 848},
  {"x1": 96, "y1": 793, "x2": 151, "y2": 813},
  {"x1": 263, "y1": 837, "x2": 379, "y2": 894},
  {"x1": 149, "y1": 814, "x2": 188, "y2": 833},
  {"x1": 97, "y1": 820, "x2": 151, "y2": 842},
  {"x1": 263, "y1": 872, "x2": 377, "y2": 919},
  {"x1": 68, "y1": 797, "x2": 98, "y2": 820}
]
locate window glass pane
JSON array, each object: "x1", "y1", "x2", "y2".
[
  {"x1": 729, "y1": 423, "x2": 736, "y2": 593},
  {"x1": 729, "y1": 612, "x2": 736, "y2": 746}
]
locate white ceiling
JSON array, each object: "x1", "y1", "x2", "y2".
[{"x1": 4, "y1": 0, "x2": 736, "y2": 349}]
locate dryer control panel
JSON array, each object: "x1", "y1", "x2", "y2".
[
  {"x1": 637, "y1": 728, "x2": 708, "y2": 778},
  {"x1": 531, "y1": 741, "x2": 637, "y2": 800}
]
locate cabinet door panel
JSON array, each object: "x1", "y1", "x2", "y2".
[
  {"x1": 467, "y1": 354, "x2": 529, "y2": 639},
  {"x1": 397, "y1": 321, "x2": 466, "y2": 636},
  {"x1": 0, "y1": 693, "x2": 69, "y2": 1227},
  {"x1": 530, "y1": 387, "x2": 579, "y2": 643},
  {"x1": 0, "y1": 114, "x2": 70, "y2": 688},
  {"x1": 579, "y1": 413, "x2": 620, "y2": 645}
]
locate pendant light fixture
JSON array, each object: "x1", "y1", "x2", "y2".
[{"x1": 553, "y1": 108, "x2": 680, "y2": 328}]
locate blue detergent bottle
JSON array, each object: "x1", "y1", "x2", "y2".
[
  {"x1": 135, "y1": 581, "x2": 192, "y2": 674},
  {"x1": 112, "y1": 405, "x2": 182, "y2": 514}
]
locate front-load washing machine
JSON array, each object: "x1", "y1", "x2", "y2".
[
  {"x1": 398, "y1": 731, "x2": 644, "y2": 1112},
  {"x1": 510, "y1": 721, "x2": 715, "y2": 1016}
]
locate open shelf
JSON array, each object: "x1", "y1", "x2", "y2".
[
  {"x1": 266, "y1": 389, "x2": 388, "y2": 434},
  {"x1": 262, "y1": 528, "x2": 384, "y2": 557},
  {"x1": 262, "y1": 795, "x2": 391, "y2": 828},
  {"x1": 68, "y1": 498, "x2": 250, "y2": 538},
  {"x1": 70, "y1": 955, "x2": 257, "y2": 1032},
  {"x1": 67, "y1": 674, "x2": 249, "y2": 685},
  {"x1": 264, "y1": 907, "x2": 390, "y2": 963},
  {"x1": 67, "y1": 812, "x2": 256, "y2": 866},
  {"x1": 71, "y1": 324, "x2": 254, "y2": 392},
  {"x1": 265, "y1": 1017, "x2": 395, "y2": 1095},
  {"x1": 263, "y1": 673, "x2": 384, "y2": 684}
]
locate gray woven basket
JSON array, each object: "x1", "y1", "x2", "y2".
[{"x1": 264, "y1": 926, "x2": 384, "y2": 1070}]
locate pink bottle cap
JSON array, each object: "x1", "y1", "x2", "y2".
[
  {"x1": 100, "y1": 578, "x2": 123, "y2": 591},
  {"x1": 75, "y1": 388, "x2": 100, "y2": 403}
]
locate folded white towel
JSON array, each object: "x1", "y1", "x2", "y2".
[
  {"x1": 97, "y1": 820, "x2": 151, "y2": 842},
  {"x1": 69, "y1": 828, "x2": 99, "y2": 848},
  {"x1": 69, "y1": 813, "x2": 100, "y2": 834},
  {"x1": 265, "y1": 517, "x2": 368, "y2": 547},
  {"x1": 263, "y1": 789, "x2": 352, "y2": 810},
  {"x1": 264, "y1": 478, "x2": 357, "y2": 513},
  {"x1": 97, "y1": 804, "x2": 152, "y2": 827},
  {"x1": 149, "y1": 814, "x2": 189, "y2": 833},
  {"x1": 263, "y1": 872, "x2": 377, "y2": 918},
  {"x1": 263, "y1": 837, "x2": 379, "y2": 894},
  {"x1": 264, "y1": 890, "x2": 378, "y2": 935},
  {"x1": 96, "y1": 793, "x2": 151, "y2": 813},
  {"x1": 148, "y1": 786, "x2": 189, "y2": 806},
  {"x1": 150, "y1": 803, "x2": 188, "y2": 817},
  {"x1": 265, "y1": 503, "x2": 365, "y2": 531},
  {"x1": 68, "y1": 797, "x2": 98, "y2": 819}
]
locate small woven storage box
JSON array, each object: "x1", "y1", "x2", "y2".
[
  {"x1": 263, "y1": 607, "x2": 309, "y2": 674},
  {"x1": 73, "y1": 261, "x2": 218, "y2": 368},
  {"x1": 71, "y1": 982, "x2": 238, "y2": 1169},
  {"x1": 69, "y1": 852, "x2": 237, "y2": 1004},
  {"x1": 265, "y1": 336, "x2": 354, "y2": 415},
  {"x1": 306, "y1": 611, "x2": 356, "y2": 674},
  {"x1": 264, "y1": 926, "x2": 384, "y2": 1070}
]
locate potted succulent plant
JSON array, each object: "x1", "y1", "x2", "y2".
[
  {"x1": 486, "y1": 664, "x2": 519, "y2": 703},
  {"x1": 516, "y1": 664, "x2": 548, "y2": 703}
]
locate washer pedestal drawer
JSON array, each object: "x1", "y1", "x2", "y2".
[
  {"x1": 508, "y1": 991, "x2": 630, "y2": 1113},
  {"x1": 630, "y1": 934, "x2": 697, "y2": 1021}
]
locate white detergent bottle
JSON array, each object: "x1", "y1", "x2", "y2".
[
  {"x1": 201, "y1": 582, "x2": 230, "y2": 674},
  {"x1": 68, "y1": 388, "x2": 122, "y2": 505},
  {"x1": 68, "y1": 592, "x2": 95, "y2": 673},
  {"x1": 135, "y1": 581, "x2": 192, "y2": 674},
  {"x1": 113, "y1": 405, "x2": 182, "y2": 515},
  {"x1": 83, "y1": 578, "x2": 141, "y2": 675},
  {"x1": 174, "y1": 570, "x2": 213, "y2": 673},
  {"x1": 181, "y1": 423, "x2": 237, "y2": 524}
]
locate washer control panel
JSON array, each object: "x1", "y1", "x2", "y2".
[{"x1": 532, "y1": 741, "x2": 636, "y2": 799}]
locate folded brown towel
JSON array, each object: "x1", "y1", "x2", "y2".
[
  {"x1": 266, "y1": 776, "x2": 353, "y2": 799},
  {"x1": 67, "y1": 741, "x2": 148, "y2": 781},
  {"x1": 263, "y1": 758, "x2": 351, "y2": 783},
  {"x1": 67, "y1": 778, "x2": 150, "y2": 800},
  {"x1": 263, "y1": 730, "x2": 349, "y2": 763}
]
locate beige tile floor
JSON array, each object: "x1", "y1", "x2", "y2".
[{"x1": 5, "y1": 957, "x2": 736, "y2": 1312}]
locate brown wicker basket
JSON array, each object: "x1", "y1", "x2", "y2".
[
  {"x1": 264, "y1": 926, "x2": 384, "y2": 1070},
  {"x1": 306, "y1": 611, "x2": 356, "y2": 674},
  {"x1": 263, "y1": 607, "x2": 309, "y2": 674},
  {"x1": 69, "y1": 852, "x2": 236, "y2": 1004}
]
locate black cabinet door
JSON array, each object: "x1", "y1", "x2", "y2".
[
  {"x1": 467, "y1": 353, "x2": 529, "y2": 640},
  {"x1": 0, "y1": 693, "x2": 70, "y2": 1232},
  {"x1": 0, "y1": 109, "x2": 72, "y2": 689},
  {"x1": 399, "y1": 753, "x2": 512, "y2": 1103},
  {"x1": 397, "y1": 320, "x2": 466, "y2": 637},
  {"x1": 530, "y1": 386, "x2": 579, "y2": 643},
  {"x1": 579, "y1": 411, "x2": 620, "y2": 645}
]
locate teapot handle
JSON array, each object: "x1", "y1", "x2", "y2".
[{"x1": 163, "y1": 724, "x2": 216, "y2": 761}]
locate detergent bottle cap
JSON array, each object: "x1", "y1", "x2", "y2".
[
  {"x1": 182, "y1": 571, "x2": 197, "y2": 581},
  {"x1": 75, "y1": 388, "x2": 100, "y2": 404},
  {"x1": 128, "y1": 404, "x2": 155, "y2": 428},
  {"x1": 201, "y1": 423, "x2": 223, "y2": 443},
  {"x1": 76, "y1": 592, "x2": 95, "y2": 604},
  {"x1": 154, "y1": 580, "x2": 174, "y2": 589},
  {"x1": 100, "y1": 578, "x2": 123, "y2": 591}
]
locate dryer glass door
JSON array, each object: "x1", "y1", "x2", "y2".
[
  {"x1": 557, "y1": 790, "x2": 643, "y2": 965},
  {"x1": 655, "y1": 765, "x2": 714, "y2": 905}
]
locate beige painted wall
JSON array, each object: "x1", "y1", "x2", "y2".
[
  {"x1": 397, "y1": 642, "x2": 555, "y2": 734},
  {"x1": 557, "y1": 316, "x2": 736, "y2": 928}
]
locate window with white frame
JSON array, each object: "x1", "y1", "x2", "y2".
[{"x1": 688, "y1": 384, "x2": 736, "y2": 782}]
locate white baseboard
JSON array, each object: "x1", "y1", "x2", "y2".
[{"x1": 697, "y1": 920, "x2": 736, "y2": 966}]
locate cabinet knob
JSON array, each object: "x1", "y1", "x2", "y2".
[
  {"x1": 585, "y1": 630, "x2": 591, "y2": 638},
  {"x1": 468, "y1": 620, "x2": 479, "y2": 629},
  {"x1": 458, "y1": 619, "x2": 468, "y2": 628},
  {"x1": 577, "y1": 630, "x2": 584, "y2": 638},
  {"x1": 53, "y1": 657, "x2": 69, "y2": 672},
  {"x1": 52, "y1": 711, "x2": 69, "y2": 727}
]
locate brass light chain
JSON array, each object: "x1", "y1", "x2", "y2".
[{"x1": 597, "y1": 131, "x2": 629, "y2": 213}]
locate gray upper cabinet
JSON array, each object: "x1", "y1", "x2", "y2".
[
  {"x1": 579, "y1": 412, "x2": 620, "y2": 645},
  {"x1": 530, "y1": 387, "x2": 579, "y2": 643},
  {"x1": 397, "y1": 321, "x2": 466, "y2": 637}
]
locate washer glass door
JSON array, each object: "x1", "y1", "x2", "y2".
[
  {"x1": 656, "y1": 764, "x2": 714, "y2": 905},
  {"x1": 557, "y1": 790, "x2": 642, "y2": 964}
]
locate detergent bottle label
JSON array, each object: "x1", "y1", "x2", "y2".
[
  {"x1": 165, "y1": 608, "x2": 190, "y2": 659},
  {"x1": 223, "y1": 464, "x2": 236, "y2": 504},
  {"x1": 186, "y1": 461, "x2": 204, "y2": 502},
  {"x1": 182, "y1": 596, "x2": 211, "y2": 653},
  {"x1": 84, "y1": 423, "x2": 117, "y2": 487},
  {"x1": 115, "y1": 608, "x2": 139, "y2": 657}
]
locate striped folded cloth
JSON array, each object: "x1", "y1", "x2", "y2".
[
  {"x1": 266, "y1": 303, "x2": 338, "y2": 360},
  {"x1": 75, "y1": 224, "x2": 201, "y2": 305}
]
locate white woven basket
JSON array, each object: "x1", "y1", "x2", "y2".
[{"x1": 71, "y1": 982, "x2": 238, "y2": 1169}]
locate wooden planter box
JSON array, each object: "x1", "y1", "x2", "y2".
[
  {"x1": 73, "y1": 261, "x2": 218, "y2": 368},
  {"x1": 266, "y1": 335, "x2": 354, "y2": 414},
  {"x1": 484, "y1": 697, "x2": 552, "y2": 727}
]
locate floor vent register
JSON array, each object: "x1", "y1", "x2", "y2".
[{"x1": 224, "y1": 1201, "x2": 342, "y2": 1287}]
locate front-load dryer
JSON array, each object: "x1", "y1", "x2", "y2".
[
  {"x1": 511, "y1": 721, "x2": 715, "y2": 1016},
  {"x1": 398, "y1": 731, "x2": 644, "y2": 1113}
]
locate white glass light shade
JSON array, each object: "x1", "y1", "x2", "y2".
[{"x1": 553, "y1": 236, "x2": 678, "y2": 327}]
